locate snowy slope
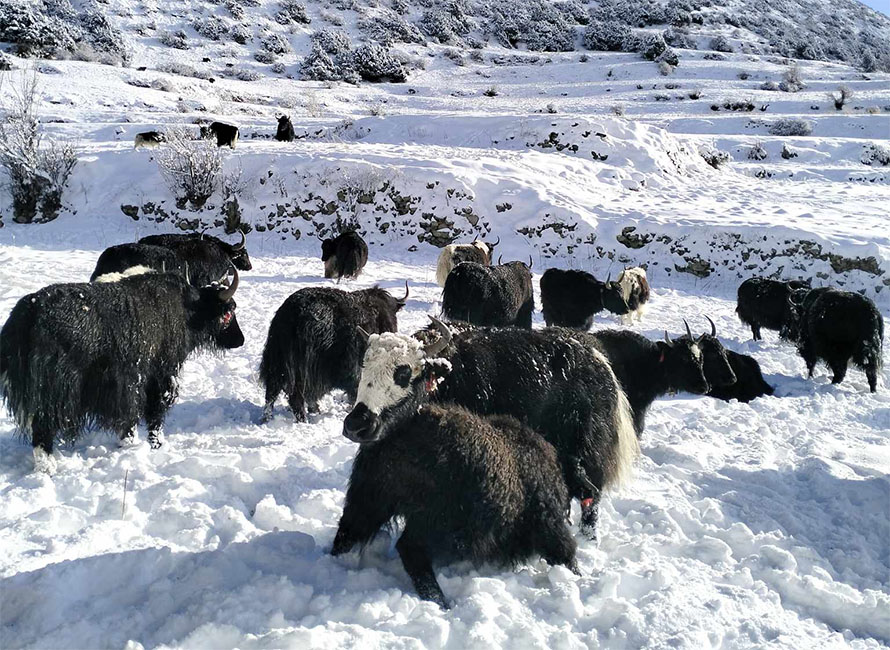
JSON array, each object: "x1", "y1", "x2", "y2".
[{"x1": 1, "y1": 1, "x2": 890, "y2": 648}]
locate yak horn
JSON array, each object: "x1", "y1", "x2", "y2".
[
  {"x1": 356, "y1": 326, "x2": 370, "y2": 341},
  {"x1": 527, "y1": 255, "x2": 533, "y2": 270},
  {"x1": 397, "y1": 280, "x2": 409, "y2": 304},
  {"x1": 230, "y1": 230, "x2": 245, "y2": 251},
  {"x1": 664, "y1": 330, "x2": 672, "y2": 345},
  {"x1": 492, "y1": 236, "x2": 500, "y2": 247},
  {"x1": 184, "y1": 261, "x2": 190, "y2": 285},
  {"x1": 423, "y1": 316, "x2": 452, "y2": 357},
  {"x1": 218, "y1": 266, "x2": 239, "y2": 301},
  {"x1": 684, "y1": 319, "x2": 693, "y2": 340},
  {"x1": 497, "y1": 254, "x2": 503, "y2": 265},
  {"x1": 706, "y1": 315, "x2": 717, "y2": 337}
]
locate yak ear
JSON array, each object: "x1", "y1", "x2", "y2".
[{"x1": 420, "y1": 358, "x2": 452, "y2": 390}]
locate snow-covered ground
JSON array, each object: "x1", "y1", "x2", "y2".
[{"x1": 1, "y1": 7, "x2": 890, "y2": 647}]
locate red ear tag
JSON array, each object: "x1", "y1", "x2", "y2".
[
  {"x1": 581, "y1": 498, "x2": 594, "y2": 509},
  {"x1": 658, "y1": 351, "x2": 665, "y2": 363},
  {"x1": 425, "y1": 375, "x2": 437, "y2": 393}
]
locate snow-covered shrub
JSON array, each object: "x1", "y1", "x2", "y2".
[
  {"x1": 358, "y1": 10, "x2": 425, "y2": 46},
  {"x1": 657, "y1": 60, "x2": 674, "y2": 75},
  {"x1": 768, "y1": 118, "x2": 813, "y2": 136},
  {"x1": 351, "y1": 43, "x2": 407, "y2": 82},
  {"x1": 781, "y1": 143, "x2": 797, "y2": 159},
  {"x1": 698, "y1": 144, "x2": 730, "y2": 168},
  {"x1": 275, "y1": 0, "x2": 310, "y2": 25},
  {"x1": 663, "y1": 27, "x2": 696, "y2": 50},
  {"x1": 419, "y1": 1, "x2": 473, "y2": 44},
  {"x1": 271, "y1": 62, "x2": 286, "y2": 74},
  {"x1": 556, "y1": 0, "x2": 588, "y2": 25},
  {"x1": 830, "y1": 85, "x2": 852, "y2": 110},
  {"x1": 225, "y1": 0, "x2": 245, "y2": 19},
  {"x1": 254, "y1": 50, "x2": 277, "y2": 63},
  {"x1": 313, "y1": 28, "x2": 352, "y2": 56},
  {"x1": 320, "y1": 9, "x2": 344, "y2": 26},
  {"x1": 779, "y1": 64, "x2": 804, "y2": 92},
  {"x1": 860, "y1": 50, "x2": 878, "y2": 73},
  {"x1": 301, "y1": 30, "x2": 359, "y2": 83},
  {"x1": 861, "y1": 142, "x2": 890, "y2": 166},
  {"x1": 0, "y1": 52, "x2": 12, "y2": 71},
  {"x1": 160, "y1": 30, "x2": 189, "y2": 50},
  {"x1": 638, "y1": 33, "x2": 667, "y2": 60},
  {"x1": 582, "y1": 20, "x2": 635, "y2": 52},
  {"x1": 760, "y1": 80, "x2": 780, "y2": 91},
  {"x1": 484, "y1": 0, "x2": 576, "y2": 52},
  {"x1": 0, "y1": 72, "x2": 77, "y2": 223},
  {"x1": 79, "y1": 9, "x2": 129, "y2": 64},
  {"x1": 261, "y1": 33, "x2": 291, "y2": 55},
  {"x1": 0, "y1": 1, "x2": 78, "y2": 57},
  {"x1": 709, "y1": 35, "x2": 733, "y2": 53},
  {"x1": 230, "y1": 24, "x2": 251, "y2": 44},
  {"x1": 156, "y1": 127, "x2": 222, "y2": 208},
  {"x1": 193, "y1": 15, "x2": 228, "y2": 41},
  {"x1": 748, "y1": 142, "x2": 767, "y2": 160},
  {"x1": 484, "y1": 85, "x2": 499, "y2": 96},
  {"x1": 658, "y1": 47, "x2": 679, "y2": 66}
]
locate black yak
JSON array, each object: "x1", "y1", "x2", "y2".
[
  {"x1": 434, "y1": 238, "x2": 499, "y2": 287},
  {"x1": 581, "y1": 321, "x2": 720, "y2": 436},
  {"x1": 410, "y1": 318, "x2": 638, "y2": 538},
  {"x1": 540, "y1": 268, "x2": 628, "y2": 330},
  {"x1": 699, "y1": 317, "x2": 774, "y2": 403},
  {"x1": 333, "y1": 332, "x2": 578, "y2": 609},
  {"x1": 259, "y1": 283, "x2": 408, "y2": 422},
  {"x1": 736, "y1": 277, "x2": 810, "y2": 341},
  {"x1": 441, "y1": 258, "x2": 534, "y2": 329},
  {"x1": 320, "y1": 231, "x2": 369, "y2": 282},
  {"x1": 200, "y1": 121, "x2": 239, "y2": 148},
  {"x1": 616, "y1": 267, "x2": 651, "y2": 324},
  {"x1": 275, "y1": 115, "x2": 296, "y2": 142},
  {"x1": 784, "y1": 288, "x2": 883, "y2": 392},
  {"x1": 91, "y1": 232, "x2": 252, "y2": 286},
  {"x1": 0, "y1": 268, "x2": 244, "y2": 472}
]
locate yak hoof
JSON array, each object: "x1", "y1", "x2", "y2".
[
  {"x1": 148, "y1": 431, "x2": 164, "y2": 450},
  {"x1": 260, "y1": 406, "x2": 274, "y2": 424},
  {"x1": 32, "y1": 447, "x2": 58, "y2": 475},
  {"x1": 119, "y1": 430, "x2": 140, "y2": 448}
]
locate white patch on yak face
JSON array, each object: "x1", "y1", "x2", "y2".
[
  {"x1": 356, "y1": 333, "x2": 425, "y2": 415},
  {"x1": 691, "y1": 343, "x2": 702, "y2": 362}
]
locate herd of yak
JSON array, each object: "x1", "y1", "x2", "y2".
[{"x1": 0, "y1": 228, "x2": 883, "y2": 608}]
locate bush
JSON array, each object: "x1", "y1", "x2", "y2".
[
  {"x1": 663, "y1": 27, "x2": 696, "y2": 50},
  {"x1": 779, "y1": 64, "x2": 804, "y2": 92},
  {"x1": 0, "y1": 1, "x2": 78, "y2": 57},
  {"x1": 193, "y1": 15, "x2": 228, "y2": 41},
  {"x1": 485, "y1": 0, "x2": 576, "y2": 52},
  {"x1": 638, "y1": 33, "x2": 667, "y2": 60},
  {"x1": 351, "y1": 43, "x2": 407, "y2": 82},
  {"x1": 861, "y1": 142, "x2": 890, "y2": 166},
  {"x1": 225, "y1": 0, "x2": 245, "y2": 19},
  {"x1": 156, "y1": 127, "x2": 222, "y2": 208},
  {"x1": 699, "y1": 144, "x2": 730, "y2": 169},
  {"x1": 709, "y1": 35, "x2": 733, "y2": 53},
  {"x1": 312, "y1": 28, "x2": 352, "y2": 56},
  {"x1": 583, "y1": 20, "x2": 635, "y2": 52},
  {"x1": 358, "y1": 10, "x2": 425, "y2": 46},
  {"x1": 830, "y1": 85, "x2": 852, "y2": 110},
  {"x1": 781, "y1": 143, "x2": 798, "y2": 159},
  {"x1": 658, "y1": 47, "x2": 679, "y2": 66},
  {"x1": 254, "y1": 50, "x2": 276, "y2": 64},
  {"x1": 261, "y1": 33, "x2": 291, "y2": 55},
  {"x1": 160, "y1": 30, "x2": 189, "y2": 50},
  {"x1": 747, "y1": 142, "x2": 767, "y2": 160},
  {"x1": 768, "y1": 118, "x2": 813, "y2": 136},
  {"x1": 79, "y1": 9, "x2": 129, "y2": 64},
  {"x1": 760, "y1": 80, "x2": 780, "y2": 91},
  {"x1": 275, "y1": 0, "x2": 310, "y2": 25},
  {"x1": 0, "y1": 52, "x2": 12, "y2": 71},
  {"x1": 230, "y1": 24, "x2": 251, "y2": 44},
  {"x1": 0, "y1": 72, "x2": 77, "y2": 223}
]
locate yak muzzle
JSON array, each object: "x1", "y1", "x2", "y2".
[{"x1": 343, "y1": 402, "x2": 382, "y2": 443}]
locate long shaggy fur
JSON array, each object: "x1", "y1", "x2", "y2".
[
  {"x1": 442, "y1": 261, "x2": 533, "y2": 329},
  {"x1": 540, "y1": 268, "x2": 628, "y2": 330},
  {"x1": 321, "y1": 232, "x2": 369, "y2": 281},
  {"x1": 0, "y1": 272, "x2": 244, "y2": 454},
  {"x1": 617, "y1": 267, "x2": 650, "y2": 324},
  {"x1": 736, "y1": 277, "x2": 809, "y2": 341},
  {"x1": 435, "y1": 242, "x2": 494, "y2": 287},
  {"x1": 259, "y1": 286, "x2": 402, "y2": 421}
]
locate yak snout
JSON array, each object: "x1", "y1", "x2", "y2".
[{"x1": 343, "y1": 402, "x2": 382, "y2": 443}]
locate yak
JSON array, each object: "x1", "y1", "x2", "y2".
[
  {"x1": 616, "y1": 267, "x2": 651, "y2": 324},
  {"x1": 441, "y1": 257, "x2": 534, "y2": 329},
  {"x1": 406, "y1": 318, "x2": 639, "y2": 539},
  {"x1": 333, "y1": 332, "x2": 578, "y2": 609},
  {"x1": 200, "y1": 121, "x2": 239, "y2": 148},
  {"x1": 784, "y1": 288, "x2": 883, "y2": 392},
  {"x1": 434, "y1": 238, "x2": 499, "y2": 287},
  {"x1": 276, "y1": 115, "x2": 296, "y2": 142},
  {"x1": 259, "y1": 283, "x2": 409, "y2": 422},
  {"x1": 0, "y1": 268, "x2": 244, "y2": 473},
  {"x1": 736, "y1": 277, "x2": 810, "y2": 341},
  {"x1": 540, "y1": 268, "x2": 629, "y2": 330},
  {"x1": 320, "y1": 231, "x2": 369, "y2": 282},
  {"x1": 699, "y1": 317, "x2": 774, "y2": 403}
]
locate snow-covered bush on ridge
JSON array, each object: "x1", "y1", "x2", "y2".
[
  {"x1": 419, "y1": 0, "x2": 474, "y2": 44},
  {"x1": 482, "y1": 0, "x2": 578, "y2": 52},
  {"x1": 300, "y1": 30, "x2": 360, "y2": 83},
  {"x1": 155, "y1": 127, "x2": 223, "y2": 209},
  {"x1": 638, "y1": 33, "x2": 667, "y2": 60},
  {"x1": 159, "y1": 29, "x2": 189, "y2": 50},
  {"x1": 0, "y1": 72, "x2": 77, "y2": 223},
  {"x1": 358, "y1": 9, "x2": 425, "y2": 46},
  {"x1": 663, "y1": 27, "x2": 696, "y2": 49},
  {"x1": 193, "y1": 15, "x2": 228, "y2": 41},
  {"x1": 830, "y1": 85, "x2": 852, "y2": 110},
  {"x1": 0, "y1": 0, "x2": 78, "y2": 57},
  {"x1": 275, "y1": 0, "x2": 310, "y2": 26},
  {"x1": 709, "y1": 35, "x2": 733, "y2": 53},
  {"x1": 698, "y1": 144, "x2": 731, "y2": 168},
  {"x1": 261, "y1": 32, "x2": 291, "y2": 55},
  {"x1": 351, "y1": 43, "x2": 408, "y2": 82},
  {"x1": 779, "y1": 64, "x2": 805, "y2": 92},
  {"x1": 230, "y1": 23, "x2": 251, "y2": 44},
  {"x1": 582, "y1": 20, "x2": 635, "y2": 52},
  {"x1": 768, "y1": 118, "x2": 813, "y2": 136},
  {"x1": 748, "y1": 142, "x2": 767, "y2": 161}
]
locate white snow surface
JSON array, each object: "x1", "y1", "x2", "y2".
[{"x1": 1, "y1": 28, "x2": 889, "y2": 650}]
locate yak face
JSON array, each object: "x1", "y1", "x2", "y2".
[
  {"x1": 657, "y1": 332, "x2": 711, "y2": 395},
  {"x1": 601, "y1": 282, "x2": 631, "y2": 315},
  {"x1": 224, "y1": 231, "x2": 252, "y2": 271},
  {"x1": 698, "y1": 335, "x2": 738, "y2": 389},
  {"x1": 779, "y1": 289, "x2": 809, "y2": 342},
  {"x1": 190, "y1": 269, "x2": 245, "y2": 349},
  {"x1": 343, "y1": 333, "x2": 451, "y2": 444},
  {"x1": 321, "y1": 238, "x2": 337, "y2": 262}
]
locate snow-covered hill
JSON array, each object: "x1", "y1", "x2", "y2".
[{"x1": 1, "y1": 1, "x2": 889, "y2": 648}]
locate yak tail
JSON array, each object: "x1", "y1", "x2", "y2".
[
  {"x1": 593, "y1": 350, "x2": 639, "y2": 491},
  {"x1": 855, "y1": 308, "x2": 884, "y2": 371},
  {"x1": 259, "y1": 309, "x2": 330, "y2": 406}
]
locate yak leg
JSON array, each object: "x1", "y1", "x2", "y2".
[
  {"x1": 287, "y1": 386, "x2": 308, "y2": 423},
  {"x1": 538, "y1": 518, "x2": 580, "y2": 575},
  {"x1": 865, "y1": 359, "x2": 879, "y2": 393},
  {"x1": 396, "y1": 523, "x2": 449, "y2": 609},
  {"x1": 751, "y1": 324, "x2": 762, "y2": 341},
  {"x1": 828, "y1": 355, "x2": 849, "y2": 385},
  {"x1": 516, "y1": 299, "x2": 534, "y2": 330},
  {"x1": 30, "y1": 421, "x2": 57, "y2": 474},
  {"x1": 799, "y1": 343, "x2": 818, "y2": 378},
  {"x1": 573, "y1": 458, "x2": 603, "y2": 541},
  {"x1": 331, "y1": 494, "x2": 392, "y2": 557},
  {"x1": 145, "y1": 376, "x2": 175, "y2": 449}
]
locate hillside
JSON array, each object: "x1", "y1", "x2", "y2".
[{"x1": 0, "y1": 1, "x2": 889, "y2": 649}]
